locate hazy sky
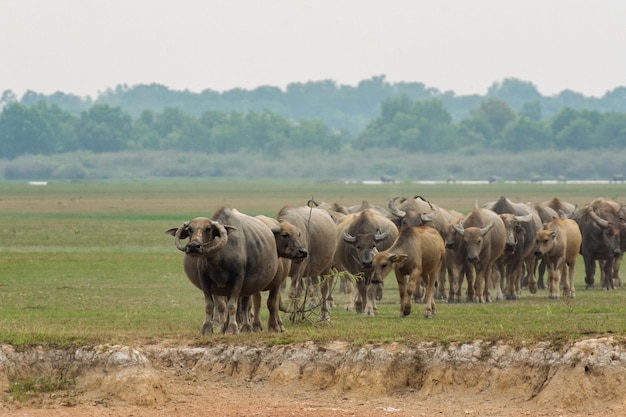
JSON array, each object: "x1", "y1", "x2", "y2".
[{"x1": 1, "y1": 0, "x2": 624, "y2": 99}]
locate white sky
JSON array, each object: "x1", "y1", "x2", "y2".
[{"x1": 1, "y1": 0, "x2": 625, "y2": 99}]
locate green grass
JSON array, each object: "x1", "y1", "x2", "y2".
[{"x1": 1, "y1": 178, "x2": 626, "y2": 348}]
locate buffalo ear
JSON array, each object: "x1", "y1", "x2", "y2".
[
  {"x1": 224, "y1": 225, "x2": 238, "y2": 234},
  {"x1": 389, "y1": 253, "x2": 409, "y2": 264},
  {"x1": 166, "y1": 226, "x2": 190, "y2": 239}
]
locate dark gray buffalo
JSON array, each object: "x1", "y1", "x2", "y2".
[
  {"x1": 572, "y1": 198, "x2": 623, "y2": 290},
  {"x1": 334, "y1": 209, "x2": 398, "y2": 315},
  {"x1": 166, "y1": 207, "x2": 279, "y2": 334},
  {"x1": 484, "y1": 196, "x2": 542, "y2": 299}
]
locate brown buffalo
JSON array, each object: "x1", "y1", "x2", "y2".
[
  {"x1": 452, "y1": 208, "x2": 506, "y2": 303},
  {"x1": 372, "y1": 226, "x2": 445, "y2": 318},
  {"x1": 334, "y1": 209, "x2": 398, "y2": 315},
  {"x1": 388, "y1": 195, "x2": 460, "y2": 301},
  {"x1": 572, "y1": 198, "x2": 622, "y2": 290},
  {"x1": 277, "y1": 205, "x2": 338, "y2": 321},
  {"x1": 534, "y1": 218, "x2": 582, "y2": 299},
  {"x1": 166, "y1": 207, "x2": 278, "y2": 334}
]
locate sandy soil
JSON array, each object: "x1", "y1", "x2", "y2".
[{"x1": 2, "y1": 340, "x2": 626, "y2": 417}]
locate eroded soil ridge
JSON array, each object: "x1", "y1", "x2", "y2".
[{"x1": 1, "y1": 337, "x2": 626, "y2": 412}]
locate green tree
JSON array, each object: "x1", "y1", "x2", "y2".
[
  {"x1": 596, "y1": 112, "x2": 626, "y2": 148},
  {"x1": 473, "y1": 98, "x2": 516, "y2": 136},
  {"x1": 499, "y1": 117, "x2": 550, "y2": 151},
  {"x1": 555, "y1": 118, "x2": 595, "y2": 149},
  {"x1": 76, "y1": 104, "x2": 132, "y2": 152},
  {"x1": 0, "y1": 102, "x2": 76, "y2": 158},
  {"x1": 520, "y1": 101, "x2": 542, "y2": 121}
]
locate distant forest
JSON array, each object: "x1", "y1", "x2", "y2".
[{"x1": 1, "y1": 76, "x2": 626, "y2": 180}]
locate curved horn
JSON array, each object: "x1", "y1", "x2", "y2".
[
  {"x1": 588, "y1": 207, "x2": 610, "y2": 228},
  {"x1": 203, "y1": 221, "x2": 229, "y2": 255},
  {"x1": 479, "y1": 222, "x2": 495, "y2": 236},
  {"x1": 388, "y1": 197, "x2": 406, "y2": 218},
  {"x1": 343, "y1": 231, "x2": 357, "y2": 243},
  {"x1": 514, "y1": 213, "x2": 533, "y2": 223},
  {"x1": 374, "y1": 228, "x2": 390, "y2": 241},
  {"x1": 173, "y1": 222, "x2": 190, "y2": 252},
  {"x1": 452, "y1": 223, "x2": 465, "y2": 236},
  {"x1": 270, "y1": 225, "x2": 281, "y2": 234}
]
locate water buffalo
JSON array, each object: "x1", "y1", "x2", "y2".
[
  {"x1": 534, "y1": 218, "x2": 582, "y2": 299},
  {"x1": 372, "y1": 226, "x2": 445, "y2": 318},
  {"x1": 253, "y1": 215, "x2": 309, "y2": 332},
  {"x1": 484, "y1": 196, "x2": 542, "y2": 299},
  {"x1": 532, "y1": 197, "x2": 577, "y2": 288},
  {"x1": 347, "y1": 200, "x2": 389, "y2": 216},
  {"x1": 389, "y1": 195, "x2": 464, "y2": 302},
  {"x1": 334, "y1": 209, "x2": 398, "y2": 315},
  {"x1": 452, "y1": 208, "x2": 506, "y2": 303},
  {"x1": 387, "y1": 195, "x2": 434, "y2": 229},
  {"x1": 537, "y1": 197, "x2": 577, "y2": 218},
  {"x1": 166, "y1": 207, "x2": 279, "y2": 334},
  {"x1": 572, "y1": 199, "x2": 623, "y2": 290},
  {"x1": 277, "y1": 205, "x2": 338, "y2": 321}
]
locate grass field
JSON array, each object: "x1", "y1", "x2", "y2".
[{"x1": 1, "y1": 178, "x2": 626, "y2": 348}]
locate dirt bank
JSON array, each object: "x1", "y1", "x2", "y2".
[{"x1": 2, "y1": 337, "x2": 626, "y2": 416}]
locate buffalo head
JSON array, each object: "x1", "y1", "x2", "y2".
[{"x1": 166, "y1": 217, "x2": 235, "y2": 256}]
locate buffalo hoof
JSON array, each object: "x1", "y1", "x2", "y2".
[
  {"x1": 222, "y1": 324, "x2": 240, "y2": 334},
  {"x1": 200, "y1": 323, "x2": 214, "y2": 335},
  {"x1": 375, "y1": 285, "x2": 383, "y2": 301}
]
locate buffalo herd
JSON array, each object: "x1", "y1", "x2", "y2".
[{"x1": 166, "y1": 195, "x2": 625, "y2": 334}]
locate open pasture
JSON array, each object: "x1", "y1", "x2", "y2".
[{"x1": 1, "y1": 178, "x2": 626, "y2": 348}]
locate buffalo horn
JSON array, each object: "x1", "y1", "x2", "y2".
[
  {"x1": 388, "y1": 197, "x2": 406, "y2": 218},
  {"x1": 514, "y1": 213, "x2": 533, "y2": 223},
  {"x1": 343, "y1": 231, "x2": 357, "y2": 243},
  {"x1": 452, "y1": 223, "x2": 465, "y2": 236},
  {"x1": 173, "y1": 222, "x2": 190, "y2": 252},
  {"x1": 588, "y1": 207, "x2": 610, "y2": 228},
  {"x1": 203, "y1": 221, "x2": 229, "y2": 254},
  {"x1": 480, "y1": 222, "x2": 494, "y2": 236},
  {"x1": 374, "y1": 228, "x2": 390, "y2": 241}
]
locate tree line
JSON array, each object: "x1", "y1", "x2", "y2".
[{"x1": 1, "y1": 76, "x2": 626, "y2": 160}]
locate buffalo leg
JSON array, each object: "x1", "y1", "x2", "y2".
[
  {"x1": 200, "y1": 292, "x2": 215, "y2": 335},
  {"x1": 583, "y1": 256, "x2": 596, "y2": 289},
  {"x1": 364, "y1": 282, "x2": 378, "y2": 315},
  {"x1": 422, "y1": 273, "x2": 437, "y2": 318},
  {"x1": 267, "y1": 288, "x2": 284, "y2": 332},
  {"x1": 601, "y1": 258, "x2": 615, "y2": 291},
  {"x1": 252, "y1": 292, "x2": 263, "y2": 332},
  {"x1": 396, "y1": 273, "x2": 410, "y2": 316}
]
